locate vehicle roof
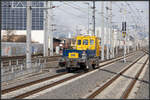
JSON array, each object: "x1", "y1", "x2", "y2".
[{"x1": 76, "y1": 35, "x2": 97, "y2": 38}]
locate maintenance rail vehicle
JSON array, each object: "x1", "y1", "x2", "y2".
[{"x1": 59, "y1": 35, "x2": 101, "y2": 72}]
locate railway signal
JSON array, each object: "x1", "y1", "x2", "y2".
[
  {"x1": 121, "y1": 4, "x2": 127, "y2": 63},
  {"x1": 122, "y1": 31, "x2": 126, "y2": 38},
  {"x1": 122, "y1": 21, "x2": 126, "y2": 38}
]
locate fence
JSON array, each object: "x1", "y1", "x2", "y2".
[
  {"x1": 1, "y1": 42, "x2": 43, "y2": 56},
  {"x1": 1, "y1": 56, "x2": 60, "y2": 82}
]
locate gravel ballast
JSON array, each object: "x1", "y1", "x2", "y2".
[
  {"x1": 1, "y1": 50, "x2": 133, "y2": 90},
  {"x1": 134, "y1": 62, "x2": 149, "y2": 99},
  {"x1": 33, "y1": 51, "x2": 144, "y2": 99}
]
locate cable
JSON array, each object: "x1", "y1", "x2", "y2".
[
  {"x1": 125, "y1": 2, "x2": 143, "y2": 25},
  {"x1": 114, "y1": 2, "x2": 139, "y2": 28},
  {"x1": 63, "y1": 2, "x2": 88, "y2": 14},
  {"x1": 56, "y1": 7, "x2": 88, "y2": 19}
]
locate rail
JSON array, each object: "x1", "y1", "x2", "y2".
[
  {"x1": 2, "y1": 50, "x2": 137, "y2": 99},
  {"x1": 86, "y1": 53, "x2": 147, "y2": 99}
]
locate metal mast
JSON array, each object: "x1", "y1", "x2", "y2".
[
  {"x1": 26, "y1": 1, "x2": 32, "y2": 69},
  {"x1": 116, "y1": 29, "x2": 118, "y2": 55},
  {"x1": 93, "y1": 0, "x2": 95, "y2": 36},
  {"x1": 49, "y1": 1, "x2": 53, "y2": 56},
  {"x1": 106, "y1": 3, "x2": 110, "y2": 60},
  {"x1": 123, "y1": 5, "x2": 126, "y2": 63},
  {"x1": 85, "y1": 2, "x2": 90, "y2": 34},
  {"x1": 88, "y1": 3, "x2": 89, "y2": 34},
  {"x1": 44, "y1": 1, "x2": 49, "y2": 56},
  {"x1": 109, "y1": 1, "x2": 113, "y2": 58},
  {"x1": 127, "y1": 28, "x2": 129, "y2": 53},
  {"x1": 101, "y1": 1, "x2": 104, "y2": 61}
]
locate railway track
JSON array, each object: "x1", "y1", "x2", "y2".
[
  {"x1": 1, "y1": 53, "x2": 43, "y2": 59},
  {"x1": 85, "y1": 53, "x2": 148, "y2": 99},
  {"x1": 121, "y1": 57, "x2": 149, "y2": 99},
  {"x1": 142, "y1": 49, "x2": 149, "y2": 55},
  {"x1": 1, "y1": 55, "x2": 61, "y2": 67},
  {"x1": 1, "y1": 51, "x2": 138, "y2": 99}
]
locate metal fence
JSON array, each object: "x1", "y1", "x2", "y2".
[{"x1": 1, "y1": 56, "x2": 60, "y2": 82}]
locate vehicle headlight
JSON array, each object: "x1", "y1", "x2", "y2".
[
  {"x1": 59, "y1": 58, "x2": 66, "y2": 67},
  {"x1": 82, "y1": 51, "x2": 87, "y2": 59},
  {"x1": 59, "y1": 57, "x2": 65, "y2": 62}
]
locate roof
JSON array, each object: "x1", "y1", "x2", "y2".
[{"x1": 53, "y1": 38, "x2": 61, "y2": 42}]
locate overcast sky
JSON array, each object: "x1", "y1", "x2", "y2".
[{"x1": 51, "y1": 1, "x2": 148, "y2": 37}]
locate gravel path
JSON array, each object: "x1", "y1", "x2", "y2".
[{"x1": 33, "y1": 51, "x2": 144, "y2": 99}]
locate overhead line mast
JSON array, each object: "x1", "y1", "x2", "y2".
[
  {"x1": 101, "y1": 1, "x2": 104, "y2": 61},
  {"x1": 93, "y1": 0, "x2": 95, "y2": 36},
  {"x1": 26, "y1": 1, "x2": 32, "y2": 69}
]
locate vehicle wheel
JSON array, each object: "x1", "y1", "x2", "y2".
[
  {"x1": 85, "y1": 61, "x2": 91, "y2": 70},
  {"x1": 92, "y1": 64, "x2": 96, "y2": 69},
  {"x1": 84, "y1": 66, "x2": 89, "y2": 72},
  {"x1": 67, "y1": 68, "x2": 71, "y2": 73}
]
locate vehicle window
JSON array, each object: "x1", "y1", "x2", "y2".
[
  {"x1": 99, "y1": 41, "x2": 101, "y2": 45},
  {"x1": 90, "y1": 39, "x2": 94, "y2": 45},
  {"x1": 78, "y1": 40, "x2": 81, "y2": 45},
  {"x1": 83, "y1": 39, "x2": 88, "y2": 45}
]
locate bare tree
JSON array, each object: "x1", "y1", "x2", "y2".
[
  {"x1": 2, "y1": 30, "x2": 39, "y2": 43},
  {"x1": 2, "y1": 30, "x2": 16, "y2": 42}
]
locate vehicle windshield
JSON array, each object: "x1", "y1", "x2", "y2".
[
  {"x1": 90, "y1": 39, "x2": 94, "y2": 45},
  {"x1": 77, "y1": 40, "x2": 81, "y2": 45},
  {"x1": 83, "y1": 39, "x2": 88, "y2": 45}
]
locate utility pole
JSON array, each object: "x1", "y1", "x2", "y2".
[
  {"x1": 109, "y1": 1, "x2": 113, "y2": 58},
  {"x1": 26, "y1": 1, "x2": 32, "y2": 69},
  {"x1": 44, "y1": 1, "x2": 49, "y2": 56},
  {"x1": 135, "y1": 25, "x2": 137, "y2": 51},
  {"x1": 106, "y1": 3, "x2": 109, "y2": 60},
  {"x1": 93, "y1": 0, "x2": 95, "y2": 36},
  {"x1": 85, "y1": 2, "x2": 90, "y2": 34},
  {"x1": 116, "y1": 29, "x2": 118, "y2": 55},
  {"x1": 88, "y1": 3, "x2": 89, "y2": 35},
  {"x1": 127, "y1": 28, "x2": 129, "y2": 53},
  {"x1": 101, "y1": 1, "x2": 104, "y2": 61},
  {"x1": 112, "y1": 24, "x2": 115, "y2": 58},
  {"x1": 49, "y1": 1, "x2": 53, "y2": 56},
  {"x1": 134, "y1": 27, "x2": 136, "y2": 51}
]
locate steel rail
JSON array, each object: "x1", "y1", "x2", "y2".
[
  {"x1": 12, "y1": 71, "x2": 87, "y2": 99},
  {"x1": 1, "y1": 56, "x2": 61, "y2": 67},
  {"x1": 1, "y1": 50, "x2": 135, "y2": 95},
  {"x1": 1, "y1": 55, "x2": 61, "y2": 61},
  {"x1": 2, "y1": 50, "x2": 137, "y2": 99},
  {"x1": 120, "y1": 57, "x2": 149, "y2": 99},
  {"x1": 86, "y1": 53, "x2": 145, "y2": 99},
  {"x1": 142, "y1": 49, "x2": 149, "y2": 55},
  {"x1": 1, "y1": 72, "x2": 67, "y2": 94},
  {"x1": 11, "y1": 51, "x2": 137, "y2": 99}
]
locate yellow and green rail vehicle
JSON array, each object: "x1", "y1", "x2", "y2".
[{"x1": 59, "y1": 35, "x2": 101, "y2": 72}]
